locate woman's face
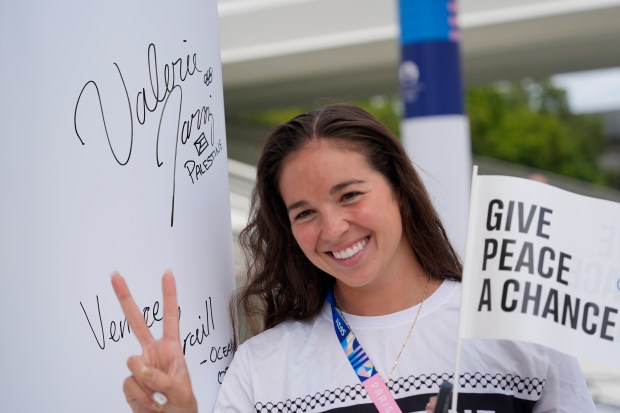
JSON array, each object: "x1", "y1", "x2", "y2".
[{"x1": 278, "y1": 139, "x2": 417, "y2": 294}]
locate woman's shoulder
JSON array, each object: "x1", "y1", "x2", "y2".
[
  {"x1": 236, "y1": 303, "x2": 333, "y2": 361},
  {"x1": 423, "y1": 278, "x2": 461, "y2": 315}
]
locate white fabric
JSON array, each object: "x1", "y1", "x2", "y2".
[{"x1": 214, "y1": 280, "x2": 595, "y2": 412}]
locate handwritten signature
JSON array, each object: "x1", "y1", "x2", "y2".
[{"x1": 73, "y1": 42, "x2": 222, "y2": 226}]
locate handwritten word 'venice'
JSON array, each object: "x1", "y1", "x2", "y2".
[
  {"x1": 80, "y1": 295, "x2": 231, "y2": 366},
  {"x1": 73, "y1": 42, "x2": 222, "y2": 226}
]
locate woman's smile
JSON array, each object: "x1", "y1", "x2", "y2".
[{"x1": 330, "y1": 236, "x2": 369, "y2": 260}]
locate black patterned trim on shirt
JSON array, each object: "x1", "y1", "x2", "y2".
[{"x1": 254, "y1": 372, "x2": 545, "y2": 413}]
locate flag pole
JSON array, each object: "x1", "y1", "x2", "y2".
[{"x1": 451, "y1": 165, "x2": 480, "y2": 412}]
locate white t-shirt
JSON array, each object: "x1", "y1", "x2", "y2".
[{"x1": 214, "y1": 280, "x2": 595, "y2": 412}]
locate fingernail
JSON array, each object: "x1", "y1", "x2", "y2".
[
  {"x1": 153, "y1": 391, "x2": 168, "y2": 406},
  {"x1": 141, "y1": 366, "x2": 153, "y2": 380}
]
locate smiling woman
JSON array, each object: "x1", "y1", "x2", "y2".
[
  {"x1": 113, "y1": 104, "x2": 597, "y2": 413},
  {"x1": 278, "y1": 140, "x2": 424, "y2": 315},
  {"x1": 235, "y1": 104, "x2": 461, "y2": 333}
]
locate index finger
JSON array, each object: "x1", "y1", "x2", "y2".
[
  {"x1": 111, "y1": 272, "x2": 155, "y2": 347},
  {"x1": 161, "y1": 270, "x2": 180, "y2": 341}
]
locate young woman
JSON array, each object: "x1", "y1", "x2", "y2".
[{"x1": 112, "y1": 104, "x2": 595, "y2": 413}]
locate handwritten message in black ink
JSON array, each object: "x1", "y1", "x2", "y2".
[
  {"x1": 73, "y1": 42, "x2": 223, "y2": 226},
  {"x1": 79, "y1": 294, "x2": 233, "y2": 368},
  {"x1": 217, "y1": 367, "x2": 229, "y2": 384}
]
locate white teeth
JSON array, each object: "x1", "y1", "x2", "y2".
[{"x1": 332, "y1": 238, "x2": 368, "y2": 260}]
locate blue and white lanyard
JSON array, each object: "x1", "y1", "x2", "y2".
[{"x1": 326, "y1": 289, "x2": 403, "y2": 413}]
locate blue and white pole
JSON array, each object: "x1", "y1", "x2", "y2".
[{"x1": 398, "y1": 0, "x2": 472, "y2": 256}]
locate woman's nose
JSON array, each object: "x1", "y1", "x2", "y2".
[{"x1": 320, "y1": 209, "x2": 349, "y2": 240}]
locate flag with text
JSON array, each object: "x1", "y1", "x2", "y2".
[{"x1": 460, "y1": 171, "x2": 620, "y2": 372}]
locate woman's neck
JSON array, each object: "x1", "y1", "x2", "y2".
[{"x1": 334, "y1": 272, "x2": 439, "y2": 316}]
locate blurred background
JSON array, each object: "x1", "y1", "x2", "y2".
[{"x1": 218, "y1": 0, "x2": 620, "y2": 410}]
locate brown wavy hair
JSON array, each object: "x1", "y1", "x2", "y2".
[{"x1": 233, "y1": 103, "x2": 462, "y2": 340}]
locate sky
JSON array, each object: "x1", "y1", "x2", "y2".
[{"x1": 552, "y1": 66, "x2": 620, "y2": 114}]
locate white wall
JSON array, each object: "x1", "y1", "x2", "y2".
[{"x1": 0, "y1": 2, "x2": 235, "y2": 411}]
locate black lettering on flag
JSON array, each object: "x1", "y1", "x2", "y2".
[
  {"x1": 499, "y1": 239, "x2": 516, "y2": 271},
  {"x1": 521, "y1": 282, "x2": 542, "y2": 316},
  {"x1": 478, "y1": 278, "x2": 492, "y2": 312},
  {"x1": 536, "y1": 207, "x2": 553, "y2": 239},
  {"x1": 486, "y1": 199, "x2": 503, "y2": 231},
  {"x1": 515, "y1": 241, "x2": 534, "y2": 274},
  {"x1": 483, "y1": 239, "x2": 498, "y2": 271},
  {"x1": 562, "y1": 296, "x2": 580, "y2": 329},
  {"x1": 517, "y1": 201, "x2": 536, "y2": 234},
  {"x1": 541, "y1": 288, "x2": 559, "y2": 322},
  {"x1": 497, "y1": 279, "x2": 619, "y2": 341},
  {"x1": 557, "y1": 252, "x2": 571, "y2": 286},
  {"x1": 583, "y1": 302, "x2": 599, "y2": 336},
  {"x1": 501, "y1": 279, "x2": 519, "y2": 312},
  {"x1": 601, "y1": 307, "x2": 618, "y2": 342},
  {"x1": 538, "y1": 247, "x2": 555, "y2": 278}
]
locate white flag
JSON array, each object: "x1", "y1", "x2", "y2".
[{"x1": 460, "y1": 169, "x2": 620, "y2": 372}]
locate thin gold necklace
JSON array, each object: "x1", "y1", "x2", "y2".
[{"x1": 334, "y1": 275, "x2": 432, "y2": 384}]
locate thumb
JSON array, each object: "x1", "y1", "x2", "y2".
[{"x1": 426, "y1": 395, "x2": 437, "y2": 413}]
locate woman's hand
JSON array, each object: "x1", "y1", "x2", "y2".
[
  {"x1": 426, "y1": 395, "x2": 437, "y2": 413},
  {"x1": 112, "y1": 271, "x2": 198, "y2": 413}
]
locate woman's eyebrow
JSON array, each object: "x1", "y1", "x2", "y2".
[
  {"x1": 286, "y1": 200, "x2": 308, "y2": 213},
  {"x1": 286, "y1": 179, "x2": 365, "y2": 212},
  {"x1": 330, "y1": 179, "x2": 364, "y2": 196}
]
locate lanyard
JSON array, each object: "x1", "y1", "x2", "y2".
[{"x1": 326, "y1": 289, "x2": 403, "y2": 413}]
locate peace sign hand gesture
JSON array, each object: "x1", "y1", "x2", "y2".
[{"x1": 111, "y1": 271, "x2": 198, "y2": 413}]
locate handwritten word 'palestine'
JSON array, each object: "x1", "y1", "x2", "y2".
[{"x1": 184, "y1": 139, "x2": 223, "y2": 184}]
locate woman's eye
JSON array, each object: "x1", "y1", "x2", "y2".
[
  {"x1": 294, "y1": 210, "x2": 314, "y2": 221},
  {"x1": 341, "y1": 192, "x2": 361, "y2": 202}
]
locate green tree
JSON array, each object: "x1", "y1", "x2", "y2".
[{"x1": 467, "y1": 79, "x2": 609, "y2": 185}]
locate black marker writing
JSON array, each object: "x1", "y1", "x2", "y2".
[
  {"x1": 73, "y1": 42, "x2": 221, "y2": 226},
  {"x1": 80, "y1": 295, "x2": 166, "y2": 350},
  {"x1": 183, "y1": 297, "x2": 215, "y2": 355},
  {"x1": 217, "y1": 367, "x2": 229, "y2": 384},
  {"x1": 137, "y1": 43, "x2": 202, "y2": 126},
  {"x1": 74, "y1": 63, "x2": 134, "y2": 166}
]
